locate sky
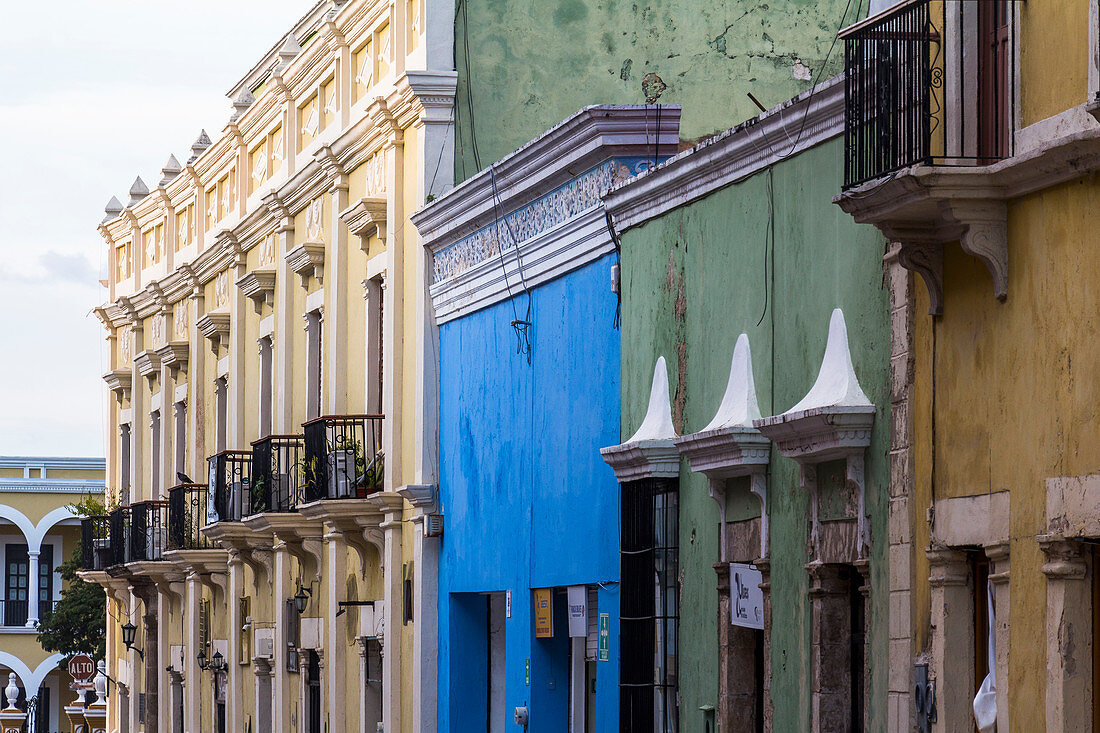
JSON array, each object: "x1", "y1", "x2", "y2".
[{"x1": 0, "y1": 0, "x2": 311, "y2": 458}]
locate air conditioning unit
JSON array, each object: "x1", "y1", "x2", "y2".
[
  {"x1": 424, "y1": 513, "x2": 444, "y2": 538},
  {"x1": 254, "y1": 628, "x2": 275, "y2": 659}
]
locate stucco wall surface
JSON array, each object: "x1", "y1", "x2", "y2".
[
  {"x1": 454, "y1": 0, "x2": 860, "y2": 181},
  {"x1": 436, "y1": 254, "x2": 622, "y2": 732},
  {"x1": 617, "y1": 138, "x2": 890, "y2": 731},
  {"x1": 909, "y1": 175, "x2": 1100, "y2": 731}
]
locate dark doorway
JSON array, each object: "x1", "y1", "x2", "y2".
[
  {"x1": 978, "y1": 0, "x2": 1011, "y2": 160},
  {"x1": 305, "y1": 650, "x2": 322, "y2": 733}
]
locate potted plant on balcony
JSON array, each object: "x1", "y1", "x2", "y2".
[{"x1": 357, "y1": 450, "x2": 384, "y2": 498}]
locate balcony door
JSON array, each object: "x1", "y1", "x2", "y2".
[
  {"x1": 979, "y1": 0, "x2": 1012, "y2": 160},
  {"x1": 4, "y1": 544, "x2": 28, "y2": 626}
]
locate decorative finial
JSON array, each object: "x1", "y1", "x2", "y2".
[
  {"x1": 230, "y1": 91, "x2": 255, "y2": 123},
  {"x1": 187, "y1": 130, "x2": 212, "y2": 163},
  {"x1": 701, "y1": 334, "x2": 762, "y2": 432},
  {"x1": 626, "y1": 356, "x2": 678, "y2": 443},
  {"x1": 4, "y1": 673, "x2": 18, "y2": 710},
  {"x1": 276, "y1": 35, "x2": 301, "y2": 71},
  {"x1": 93, "y1": 661, "x2": 108, "y2": 699},
  {"x1": 103, "y1": 196, "x2": 124, "y2": 223},
  {"x1": 158, "y1": 155, "x2": 182, "y2": 187},
  {"x1": 127, "y1": 176, "x2": 149, "y2": 206}
]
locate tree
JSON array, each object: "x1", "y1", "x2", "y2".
[{"x1": 36, "y1": 492, "x2": 108, "y2": 660}]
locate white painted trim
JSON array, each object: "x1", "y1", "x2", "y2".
[
  {"x1": 0, "y1": 652, "x2": 64, "y2": 703},
  {"x1": 413, "y1": 105, "x2": 681, "y2": 250},
  {"x1": 0, "y1": 506, "x2": 81, "y2": 553},
  {"x1": 602, "y1": 76, "x2": 844, "y2": 232},
  {"x1": 429, "y1": 206, "x2": 613, "y2": 324},
  {"x1": 0, "y1": 457, "x2": 105, "y2": 471}
]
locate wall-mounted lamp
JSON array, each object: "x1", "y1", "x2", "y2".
[
  {"x1": 120, "y1": 621, "x2": 144, "y2": 660},
  {"x1": 293, "y1": 586, "x2": 311, "y2": 615},
  {"x1": 197, "y1": 650, "x2": 208, "y2": 670}
]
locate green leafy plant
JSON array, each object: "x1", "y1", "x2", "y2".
[{"x1": 37, "y1": 542, "x2": 106, "y2": 661}]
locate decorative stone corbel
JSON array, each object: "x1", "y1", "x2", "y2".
[
  {"x1": 286, "y1": 243, "x2": 325, "y2": 287},
  {"x1": 601, "y1": 357, "x2": 680, "y2": 481},
  {"x1": 675, "y1": 335, "x2": 770, "y2": 560},
  {"x1": 755, "y1": 309, "x2": 875, "y2": 560},
  {"x1": 340, "y1": 197, "x2": 388, "y2": 252},
  {"x1": 237, "y1": 269, "x2": 277, "y2": 313}
]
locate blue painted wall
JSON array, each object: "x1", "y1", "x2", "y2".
[{"x1": 437, "y1": 253, "x2": 622, "y2": 733}]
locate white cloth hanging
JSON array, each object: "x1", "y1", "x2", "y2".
[{"x1": 973, "y1": 579, "x2": 997, "y2": 732}]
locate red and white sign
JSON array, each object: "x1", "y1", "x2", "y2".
[{"x1": 68, "y1": 654, "x2": 95, "y2": 682}]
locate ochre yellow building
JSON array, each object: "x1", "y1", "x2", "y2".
[
  {"x1": 838, "y1": 0, "x2": 1100, "y2": 729},
  {"x1": 0, "y1": 456, "x2": 105, "y2": 731},
  {"x1": 81, "y1": 1, "x2": 455, "y2": 730}
]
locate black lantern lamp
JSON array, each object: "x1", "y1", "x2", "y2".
[
  {"x1": 197, "y1": 650, "x2": 208, "y2": 670},
  {"x1": 211, "y1": 650, "x2": 226, "y2": 673},
  {"x1": 120, "y1": 621, "x2": 144, "y2": 659},
  {"x1": 293, "y1": 585, "x2": 311, "y2": 615}
]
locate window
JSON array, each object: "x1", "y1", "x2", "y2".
[
  {"x1": 305, "y1": 650, "x2": 322, "y2": 733},
  {"x1": 4, "y1": 545, "x2": 29, "y2": 626},
  {"x1": 215, "y1": 378, "x2": 228, "y2": 453},
  {"x1": 259, "y1": 337, "x2": 273, "y2": 437},
  {"x1": 620, "y1": 477, "x2": 679, "y2": 733},
  {"x1": 37, "y1": 545, "x2": 54, "y2": 615},
  {"x1": 174, "y1": 401, "x2": 186, "y2": 480},
  {"x1": 120, "y1": 423, "x2": 132, "y2": 504},
  {"x1": 487, "y1": 593, "x2": 506, "y2": 733},
  {"x1": 305, "y1": 310, "x2": 323, "y2": 421},
  {"x1": 979, "y1": 0, "x2": 1012, "y2": 160}
]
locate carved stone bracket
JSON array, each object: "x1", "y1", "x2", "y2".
[
  {"x1": 286, "y1": 242, "x2": 325, "y2": 287},
  {"x1": 237, "y1": 268, "x2": 277, "y2": 314}
]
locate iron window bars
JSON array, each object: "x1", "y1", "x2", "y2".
[
  {"x1": 620, "y1": 477, "x2": 679, "y2": 733},
  {"x1": 251, "y1": 434, "x2": 306, "y2": 513},
  {"x1": 80, "y1": 515, "x2": 111, "y2": 570},
  {"x1": 168, "y1": 483, "x2": 214, "y2": 550},
  {"x1": 108, "y1": 502, "x2": 168, "y2": 565},
  {"x1": 208, "y1": 450, "x2": 255, "y2": 521},
  {"x1": 841, "y1": 0, "x2": 1012, "y2": 188},
  {"x1": 302, "y1": 414, "x2": 385, "y2": 502}
]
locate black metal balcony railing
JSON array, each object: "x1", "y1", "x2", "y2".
[
  {"x1": 168, "y1": 483, "x2": 214, "y2": 550},
  {"x1": 843, "y1": 0, "x2": 938, "y2": 187},
  {"x1": 251, "y1": 435, "x2": 306, "y2": 513},
  {"x1": 80, "y1": 515, "x2": 111, "y2": 571},
  {"x1": 209, "y1": 450, "x2": 255, "y2": 521},
  {"x1": 108, "y1": 502, "x2": 169, "y2": 565},
  {"x1": 1, "y1": 599, "x2": 27, "y2": 627},
  {"x1": 303, "y1": 415, "x2": 385, "y2": 502}
]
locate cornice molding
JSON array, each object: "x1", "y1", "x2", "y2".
[
  {"x1": 238, "y1": 267, "x2": 278, "y2": 313},
  {"x1": 340, "y1": 197, "x2": 387, "y2": 245},
  {"x1": 196, "y1": 309, "x2": 231, "y2": 353},
  {"x1": 133, "y1": 349, "x2": 162, "y2": 379},
  {"x1": 286, "y1": 242, "x2": 325, "y2": 287},
  {"x1": 603, "y1": 75, "x2": 845, "y2": 232},
  {"x1": 154, "y1": 341, "x2": 189, "y2": 372}
]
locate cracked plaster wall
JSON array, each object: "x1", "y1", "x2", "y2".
[{"x1": 454, "y1": 0, "x2": 859, "y2": 181}]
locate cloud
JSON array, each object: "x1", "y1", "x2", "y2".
[{"x1": 0, "y1": 250, "x2": 101, "y2": 285}]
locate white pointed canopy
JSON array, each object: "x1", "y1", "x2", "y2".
[
  {"x1": 626, "y1": 356, "x2": 677, "y2": 443},
  {"x1": 702, "y1": 333, "x2": 762, "y2": 432},
  {"x1": 785, "y1": 308, "x2": 872, "y2": 415}
]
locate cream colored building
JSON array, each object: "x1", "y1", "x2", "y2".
[
  {"x1": 80, "y1": 1, "x2": 454, "y2": 731},
  {"x1": 0, "y1": 456, "x2": 105, "y2": 732}
]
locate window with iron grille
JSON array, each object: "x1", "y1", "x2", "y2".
[{"x1": 620, "y1": 477, "x2": 679, "y2": 733}]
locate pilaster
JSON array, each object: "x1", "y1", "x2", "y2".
[
  {"x1": 1039, "y1": 536, "x2": 1092, "y2": 733},
  {"x1": 927, "y1": 548, "x2": 972, "y2": 733}
]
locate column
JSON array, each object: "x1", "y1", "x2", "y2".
[
  {"x1": 253, "y1": 659, "x2": 272, "y2": 732},
  {"x1": 325, "y1": 528, "x2": 347, "y2": 732},
  {"x1": 228, "y1": 254, "x2": 247, "y2": 448},
  {"x1": 927, "y1": 548, "x2": 972, "y2": 733},
  {"x1": 272, "y1": 542, "x2": 292, "y2": 732},
  {"x1": 167, "y1": 670, "x2": 183, "y2": 733},
  {"x1": 25, "y1": 550, "x2": 39, "y2": 627},
  {"x1": 406, "y1": 491, "x2": 439, "y2": 733},
  {"x1": 1039, "y1": 537, "x2": 1092, "y2": 732},
  {"x1": 269, "y1": 201, "x2": 295, "y2": 433},
  {"x1": 986, "y1": 542, "x2": 1010, "y2": 733},
  {"x1": 184, "y1": 574, "x2": 201, "y2": 732},
  {"x1": 357, "y1": 638, "x2": 370, "y2": 733},
  {"x1": 757, "y1": 557, "x2": 773, "y2": 733},
  {"x1": 378, "y1": 499, "x2": 404, "y2": 732},
  {"x1": 324, "y1": 161, "x2": 349, "y2": 415},
  {"x1": 142, "y1": 589, "x2": 160, "y2": 733},
  {"x1": 227, "y1": 552, "x2": 244, "y2": 731},
  {"x1": 187, "y1": 291, "x2": 206, "y2": 477},
  {"x1": 130, "y1": 323, "x2": 146, "y2": 501},
  {"x1": 807, "y1": 563, "x2": 851, "y2": 733}
]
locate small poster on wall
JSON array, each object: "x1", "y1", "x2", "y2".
[
  {"x1": 730, "y1": 563, "x2": 765, "y2": 630},
  {"x1": 533, "y1": 588, "x2": 553, "y2": 638}
]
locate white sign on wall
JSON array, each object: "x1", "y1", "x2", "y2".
[
  {"x1": 566, "y1": 585, "x2": 588, "y2": 637},
  {"x1": 730, "y1": 563, "x2": 764, "y2": 630}
]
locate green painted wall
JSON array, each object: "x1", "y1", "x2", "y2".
[
  {"x1": 454, "y1": 0, "x2": 862, "y2": 181},
  {"x1": 617, "y1": 138, "x2": 890, "y2": 731}
]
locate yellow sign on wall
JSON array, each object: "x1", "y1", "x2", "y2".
[{"x1": 533, "y1": 588, "x2": 553, "y2": 638}]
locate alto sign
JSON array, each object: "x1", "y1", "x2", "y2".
[{"x1": 68, "y1": 654, "x2": 96, "y2": 683}]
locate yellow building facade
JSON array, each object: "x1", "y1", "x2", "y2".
[
  {"x1": 0, "y1": 456, "x2": 105, "y2": 731},
  {"x1": 82, "y1": 1, "x2": 455, "y2": 731},
  {"x1": 839, "y1": 0, "x2": 1100, "y2": 729}
]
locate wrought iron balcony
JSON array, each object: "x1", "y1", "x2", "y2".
[
  {"x1": 168, "y1": 483, "x2": 214, "y2": 550},
  {"x1": 80, "y1": 515, "x2": 111, "y2": 571},
  {"x1": 302, "y1": 414, "x2": 385, "y2": 502},
  {"x1": 108, "y1": 501, "x2": 169, "y2": 565},
  {"x1": 251, "y1": 434, "x2": 306, "y2": 513},
  {"x1": 842, "y1": 0, "x2": 1016, "y2": 190},
  {"x1": 208, "y1": 450, "x2": 256, "y2": 522},
  {"x1": 0, "y1": 599, "x2": 28, "y2": 627},
  {"x1": 842, "y1": 0, "x2": 940, "y2": 187}
]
